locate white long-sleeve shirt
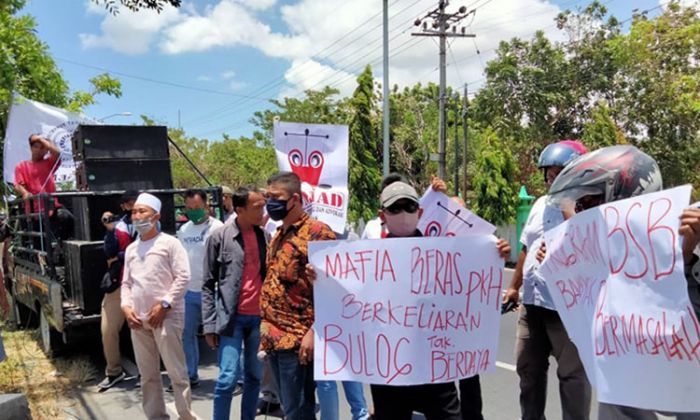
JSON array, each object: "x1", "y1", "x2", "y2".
[{"x1": 121, "y1": 232, "x2": 190, "y2": 320}]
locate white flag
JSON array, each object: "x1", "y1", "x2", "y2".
[{"x1": 3, "y1": 93, "x2": 98, "y2": 188}]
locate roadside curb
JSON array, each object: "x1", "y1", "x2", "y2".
[{"x1": 0, "y1": 393, "x2": 31, "y2": 420}]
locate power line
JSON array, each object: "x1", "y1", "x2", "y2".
[
  {"x1": 187, "y1": 0, "x2": 502, "y2": 130},
  {"x1": 55, "y1": 57, "x2": 274, "y2": 102},
  {"x1": 183, "y1": 0, "x2": 427, "y2": 127},
  {"x1": 193, "y1": 35, "x2": 432, "y2": 139}
]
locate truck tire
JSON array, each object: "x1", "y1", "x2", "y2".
[
  {"x1": 39, "y1": 309, "x2": 64, "y2": 356},
  {"x1": 12, "y1": 299, "x2": 36, "y2": 329}
]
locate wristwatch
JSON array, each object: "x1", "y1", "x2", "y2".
[{"x1": 161, "y1": 300, "x2": 171, "y2": 310}]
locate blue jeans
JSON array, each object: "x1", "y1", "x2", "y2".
[
  {"x1": 213, "y1": 315, "x2": 262, "y2": 420},
  {"x1": 183, "y1": 290, "x2": 201, "y2": 381},
  {"x1": 235, "y1": 350, "x2": 244, "y2": 384},
  {"x1": 269, "y1": 350, "x2": 316, "y2": 420},
  {"x1": 317, "y1": 381, "x2": 369, "y2": 420}
]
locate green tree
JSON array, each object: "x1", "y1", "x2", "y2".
[
  {"x1": 471, "y1": 128, "x2": 518, "y2": 225},
  {"x1": 205, "y1": 134, "x2": 277, "y2": 189},
  {"x1": 470, "y1": 31, "x2": 577, "y2": 191},
  {"x1": 251, "y1": 87, "x2": 347, "y2": 136},
  {"x1": 0, "y1": 0, "x2": 121, "y2": 160},
  {"x1": 581, "y1": 101, "x2": 627, "y2": 149},
  {"x1": 347, "y1": 65, "x2": 381, "y2": 222},
  {"x1": 607, "y1": 2, "x2": 700, "y2": 187},
  {"x1": 93, "y1": 0, "x2": 181, "y2": 14}
]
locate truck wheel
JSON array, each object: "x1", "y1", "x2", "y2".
[
  {"x1": 39, "y1": 309, "x2": 64, "y2": 356},
  {"x1": 12, "y1": 300, "x2": 36, "y2": 329}
]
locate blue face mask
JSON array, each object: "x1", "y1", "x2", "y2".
[{"x1": 266, "y1": 198, "x2": 290, "y2": 221}]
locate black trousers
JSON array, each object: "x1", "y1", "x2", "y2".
[
  {"x1": 370, "y1": 382, "x2": 461, "y2": 420},
  {"x1": 459, "y1": 375, "x2": 484, "y2": 420}
]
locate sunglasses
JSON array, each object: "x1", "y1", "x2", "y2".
[{"x1": 384, "y1": 201, "x2": 419, "y2": 215}]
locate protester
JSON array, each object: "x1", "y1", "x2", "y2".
[
  {"x1": 362, "y1": 174, "x2": 452, "y2": 239},
  {"x1": 97, "y1": 190, "x2": 139, "y2": 390},
  {"x1": 502, "y1": 140, "x2": 590, "y2": 420},
  {"x1": 176, "y1": 189, "x2": 223, "y2": 391},
  {"x1": 13, "y1": 134, "x2": 73, "y2": 239},
  {"x1": 259, "y1": 172, "x2": 336, "y2": 420},
  {"x1": 222, "y1": 185, "x2": 235, "y2": 222},
  {"x1": 542, "y1": 145, "x2": 700, "y2": 420},
  {"x1": 334, "y1": 180, "x2": 511, "y2": 420},
  {"x1": 361, "y1": 173, "x2": 408, "y2": 239},
  {"x1": 202, "y1": 186, "x2": 267, "y2": 420},
  {"x1": 120, "y1": 193, "x2": 195, "y2": 420}
]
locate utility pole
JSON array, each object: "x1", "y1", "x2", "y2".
[
  {"x1": 413, "y1": 1, "x2": 475, "y2": 180},
  {"x1": 462, "y1": 83, "x2": 469, "y2": 200},
  {"x1": 453, "y1": 93, "x2": 459, "y2": 197},
  {"x1": 382, "y1": 0, "x2": 390, "y2": 177}
]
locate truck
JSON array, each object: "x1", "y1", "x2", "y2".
[{"x1": 6, "y1": 124, "x2": 223, "y2": 354}]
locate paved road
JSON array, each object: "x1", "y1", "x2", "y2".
[{"x1": 72, "y1": 269, "x2": 590, "y2": 420}]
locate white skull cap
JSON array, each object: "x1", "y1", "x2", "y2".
[{"x1": 135, "y1": 193, "x2": 161, "y2": 213}]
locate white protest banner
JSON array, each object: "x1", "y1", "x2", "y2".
[
  {"x1": 310, "y1": 236, "x2": 504, "y2": 385},
  {"x1": 419, "y1": 188, "x2": 496, "y2": 237},
  {"x1": 541, "y1": 185, "x2": 700, "y2": 412},
  {"x1": 3, "y1": 93, "x2": 98, "y2": 188},
  {"x1": 274, "y1": 121, "x2": 349, "y2": 233}
]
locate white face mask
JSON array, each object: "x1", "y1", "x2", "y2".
[
  {"x1": 384, "y1": 211, "x2": 420, "y2": 237},
  {"x1": 133, "y1": 218, "x2": 155, "y2": 236}
]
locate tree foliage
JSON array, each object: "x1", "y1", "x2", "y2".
[
  {"x1": 92, "y1": 0, "x2": 181, "y2": 14},
  {"x1": 347, "y1": 66, "x2": 382, "y2": 222},
  {"x1": 471, "y1": 129, "x2": 518, "y2": 226},
  {"x1": 472, "y1": 1, "x2": 700, "y2": 194},
  {"x1": 0, "y1": 0, "x2": 121, "y2": 163}
]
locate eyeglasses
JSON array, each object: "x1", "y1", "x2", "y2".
[{"x1": 384, "y1": 201, "x2": 419, "y2": 215}]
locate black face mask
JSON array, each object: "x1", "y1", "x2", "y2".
[{"x1": 266, "y1": 198, "x2": 291, "y2": 221}]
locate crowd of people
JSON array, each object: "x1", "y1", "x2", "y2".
[{"x1": 7, "y1": 133, "x2": 700, "y2": 420}]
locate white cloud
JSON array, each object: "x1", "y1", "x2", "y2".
[
  {"x1": 80, "y1": 2, "x2": 182, "y2": 54},
  {"x1": 279, "y1": 58, "x2": 356, "y2": 99},
  {"x1": 80, "y1": 0, "x2": 566, "y2": 97},
  {"x1": 159, "y1": 0, "x2": 310, "y2": 58},
  {"x1": 221, "y1": 70, "x2": 237, "y2": 80},
  {"x1": 661, "y1": 0, "x2": 699, "y2": 8},
  {"x1": 229, "y1": 80, "x2": 248, "y2": 91},
  {"x1": 220, "y1": 70, "x2": 246, "y2": 90},
  {"x1": 233, "y1": 0, "x2": 277, "y2": 11},
  {"x1": 196, "y1": 75, "x2": 212, "y2": 82}
]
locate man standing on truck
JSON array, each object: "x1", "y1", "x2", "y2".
[
  {"x1": 121, "y1": 193, "x2": 196, "y2": 420},
  {"x1": 98, "y1": 190, "x2": 138, "y2": 390},
  {"x1": 13, "y1": 134, "x2": 73, "y2": 239}
]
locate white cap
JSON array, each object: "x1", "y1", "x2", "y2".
[{"x1": 135, "y1": 193, "x2": 161, "y2": 213}]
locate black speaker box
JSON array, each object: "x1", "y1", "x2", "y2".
[
  {"x1": 72, "y1": 125, "x2": 169, "y2": 160},
  {"x1": 76, "y1": 159, "x2": 173, "y2": 192},
  {"x1": 67, "y1": 194, "x2": 176, "y2": 241},
  {"x1": 63, "y1": 240, "x2": 107, "y2": 315}
]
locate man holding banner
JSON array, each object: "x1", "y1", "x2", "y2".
[
  {"x1": 539, "y1": 145, "x2": 700, "y2": 419},
  {"x1": 309, "y1": 179, "x2": 511, "y2": 419},
  {"x1": 260, "y1": 172, "x2": 336, "y2": 420},
  {"x1": 502, "y1": 140, "x2": 591, "y2": 420}
]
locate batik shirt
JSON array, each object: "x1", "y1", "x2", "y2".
[{"x1": 260, "y1": 213, "x2": 335, "y2": 351}]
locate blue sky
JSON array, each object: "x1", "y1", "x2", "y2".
[{"x1": 21, "y1": 0, "x2": 674, "y2": 141}]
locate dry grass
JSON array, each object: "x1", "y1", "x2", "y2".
[{"x1": 0, "y1": 325, "x2": 97, "y2": 420}]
